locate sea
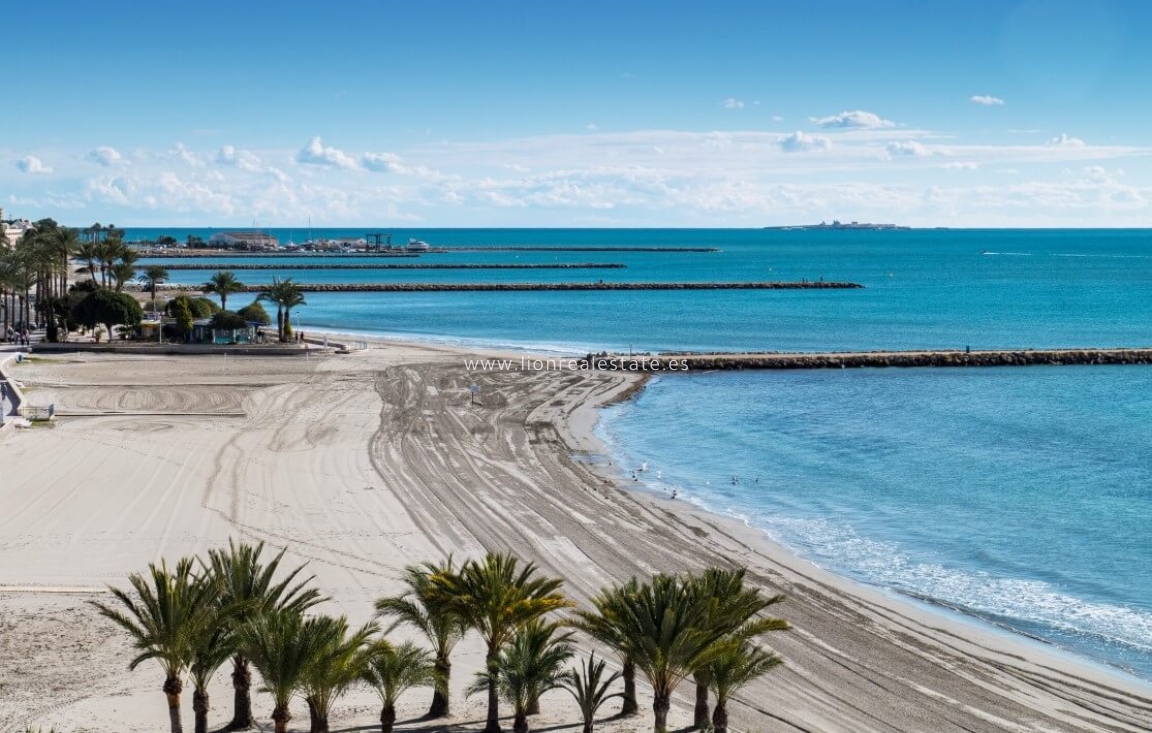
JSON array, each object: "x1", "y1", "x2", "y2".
[{"x1": 130, "y1": 227, "x2": 1152, "y2": 679}]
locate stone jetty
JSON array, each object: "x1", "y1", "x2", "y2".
[
  {"x1": 582, "y1": 348, "x2": 1152, "y2": 372},
  {"x1": 235, "y1": 281, "x2": 862, "y2": 293},
  {"x1": 442, "y1": 246, "x2": 720, "y2": 252},
  {"x1": 163, "y1": 262, "x2": 628, "y2": 271}
]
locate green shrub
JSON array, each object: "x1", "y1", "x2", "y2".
[
  {"x1": 210, "y1": 310, "x2": 248, "y2": 330},
  {"x1": 236, "y1": 300, "x2": 272, "y2": 325}
]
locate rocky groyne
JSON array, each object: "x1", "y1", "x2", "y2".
[
  {"x1": 235, "y1": 281, "x2": 862, "y2": 293},
  {"x1": 162, "y1": 262, "x2": 627, "y2": 271},
  {"x1": 442, "y1": 246, "x2": 720, "y2": 252},
  {"x1": 583, "y1": 348, "x2": 1152, "y2": 372}
]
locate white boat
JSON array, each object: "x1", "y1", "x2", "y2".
[{"x1": 406, "y1": 238, "x2": 430, "y2": 252}]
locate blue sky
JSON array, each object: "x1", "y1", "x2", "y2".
[{"x1": 4, "y1": 0, "x2": 1152, "y2": 227}]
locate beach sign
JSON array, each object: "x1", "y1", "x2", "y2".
[{"x1": 470, "y1": 382, "x2": 480, "y2": 404}]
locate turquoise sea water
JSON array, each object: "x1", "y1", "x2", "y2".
[{"x1": 133, "y1": 228, "x2": 1152, "y2": 677}]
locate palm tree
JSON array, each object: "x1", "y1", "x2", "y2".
[
  {"x1": 76, "y1": 241, "x2": 100, "y2": 284},
  {"x1": 142, "y1": 265, "x2": 170, "y2": 310},
  {"x1": 430, "y1": 552, "x2": 572, "y2": 733},
  {"x1": 111, "y1": 260, "x2": 137, "y2": 291},
  {"x1": 204, "y1": 270, "x2": 244, "y2": 311},
  {"x1": 189, "y1": 620, "x2": 238, "y2": 733},
  {"x1": 374, "y1": 557, "x2": 467, "y2": 717},
  {"x1": 600, "y1": 574, "x2": 726, "y2": 733},
  {"x1": 361, "y1": 640, "x2": 438, "y2": 733},
  {"x1": 560, "y1": 653, "x2": 623, "y2": 733},
  {"x1": 301, "y1": 616, "x2": 377, "y2": 733},
  {"x1": 204, "y1": 540, "x2": 324, "y2": 731},
  {"x1": 707, "y1": 642, "x2": 783, "y2": 733},
  {"x1": 91, "y1": 558, "x2": 221, "y2": 733},
  {"x1": 469, "y1": 620, "x2": 574, "y2": 733},
  {"x1": 571, "y1": 578, "x2": 641, "y2": 717},
  {"x1": 235, "y1": 609, "x2": 337, "y2": 733},
  {"x1": 686, "y1": 568, "x2": 789, "y2": 728},
  {"x1": 258, "y1": 277, "x2": 306, "y2": 342}
]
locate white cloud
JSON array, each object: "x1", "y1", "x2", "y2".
[
  {"x1": 1049, "y1": 133, "x2": 1086, "y2": 147},
  {"x1": 810, "y1": 110, "x2": 895, "y2": 129},
  {"x1": 296, "y1": 136, "x2": 358, "y2": 169},
  {"x1": 886, "y1": 141, "x2": 931, "y2": 157},
  {"x1": 771, "y1": 115, "x2": 784, "y2": 122},
  {"x1": 971, "y1": 95, "x2": 1005, "y2": 106},
  {"x1": 216, "y1": 145, "x2": 262, "y2": 171},
  {"x1": 778, "y1": 131, "x2": 832, "y2": 153},
  {"x1": 16, "y1": 156, "x2": 52, "y2": 174},
  {"x1": 943, "y1": 161, "x2": 979, "y2": 170},
  {"x1": 586, "y1": 123, "x2": 598, "y2": 131},
  {"x1": 721, "y1": 98, "x2": 744, "y2": 110},
  {"x1": 87, "y1": 146, "x2": 122, "y2": 166},
  {"x1": 361, "y1": 152, "x2": 405, "y2": 173}
]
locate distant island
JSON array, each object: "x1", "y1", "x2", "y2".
[{"x1": 765, "y1": 220, "x2": 912, "y2": 231}]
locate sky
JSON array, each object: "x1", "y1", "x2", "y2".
[{"x1": 4, "y1": 0, "x2": 1152, "y2": 228}]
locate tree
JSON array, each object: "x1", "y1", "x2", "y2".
[
  {"x1": 211, "y1": 310, "x2": 249, "y2": 330},
  {"x1": 258, "y1": 277, "x2": 306, "y2": 342},
  {"x1": 686, "y1": 568, "x2": 789, "y2": 729},
  {"x1": 571, "y1": 578, "x2": 641, "y2": 717},
  {"x1": 189, "y1": 618, "x2": 238, "y2": 733},
  {"x1": 300, "y1": 616, "x2": 377, "y2": 733},
  {"x1": 91, "y1": 558, "x2": 221, "y2": 733},
  {"x1": 469, "y1": 620, "x2": 574, "y2": 733},
  {"x1": 235, "y1": 610, "x2": 337, "y2": 733},
  {"x1": 204, "y1": 540, "x2": 324, "y2": 731},
  {"x1": 598, "y1": 574, "x2": 726, "y2": 733},
  {"x1": 142, "y1": 265, "x2": 170, "y2": 308},
  {"x1": 204, "y1": 270, "x2": 244, "y2": 311},
  {"x1": 375, "y1": 557, "x2": 467, "y2": 717},
  {"x1": 167, "y1": 295, "x2": 216, "y2": 320},
  {"x1": 429, "y1": 552, "x2": 572, "y2": 733},
  {"x1": 237, "y1": 300, "x2": 272, "y2": 326},
  {"x1": 112, "y1": 260, "x2": 138, "y2": 291},
  {"x1": 73, "y1": 288, "x2": 143, "y2": 341},
  {"x1": 172, "y1": 299, "x2": 195, "y2": 341},
  {"x1": 360, "y1": 640, "x2": 437, "y2": 733},
  {"x1": 560, "y1": 653, "x2": 623, "y2": 733},
  {"x1": 707, "y1": 642, "x2": 784, "y2": 733}
]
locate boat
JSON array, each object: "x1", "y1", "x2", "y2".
[{"x1": 406, "y1": 238, "x2": 430, "y2": 252}]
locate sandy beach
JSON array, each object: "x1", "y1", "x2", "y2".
[{"x1": 1, "y1": 342, "x2": 1150, "y2": 733}]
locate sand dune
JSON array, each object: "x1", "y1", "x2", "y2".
[{"x1": 1, "y1": 345, "x2": 1150, "y2": 732}]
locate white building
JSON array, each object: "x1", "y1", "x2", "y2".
[
  {"x1": 207, "y1": 231, "x2": 280, "y2": 250},
  {"x1": 0, "y1": 207, "x2": 34, "y2": 247}
]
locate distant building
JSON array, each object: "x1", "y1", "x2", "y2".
[
  {"x1": 0, "y1": 207, "x2": 34, "y2": 247},
  {"x1": 207, "y1": 231, "x2": 280, "y2": 250}
]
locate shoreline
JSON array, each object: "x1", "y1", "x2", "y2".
[{"x1": 2, "y1": 340, "x2": 1150, "y2": 732}]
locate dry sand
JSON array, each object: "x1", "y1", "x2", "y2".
[{"x1": 1, "y1": 343, "x2": 1150, "y2": 733}]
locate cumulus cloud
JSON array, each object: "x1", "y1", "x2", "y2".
[
  {"x1": 87, "y1": 146, "x2": 122, "y2": 166},
  {"x1": 970, "y1": 95, "x2": 1005, "y2": 106},
  {"x1": 16, "y1": 155, "x2": 52, "y2": 174},
  {"x1": 771, "y1": 115, "x2": 784, "y2": 122},
  {"x1": 721, "y1": 98, "x2": 745, "y2": 109},
  {"x1": 886, "y1": 141, "x2": 931, "y2": 157},
  {"x1": 361, "y1": 152, "x2": 404, "y2": 173},
  {"x1": 586, "y1": 123, "x2": 598, "y2": 131},
  {"x1": 216, "y1": 145, "x2": 262, "y2": 171},
  {"x1": 943, "y1": 161, "x2": 978, "y2": 170},
  {"x1": 810, "y1": 110, "x2": 895, "y2": 129},
  {"x1": 296, "y1": 136, "x2": 358, "y2": 169},
  {"x1": 778, "y1": 131, "x2": 832, "y2": 152},
  {"x1": 1049, "y1": 133, "x2": 1086, "y2": 147}
]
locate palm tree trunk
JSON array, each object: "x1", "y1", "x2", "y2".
[
  {"x1": 513, "y1": 709, "x2": 529, "y2": 733},
  {"x1": 381, "y1": 703, "x2": 397, "y2": 733},
  {"x1": 528, "y1": 695, "x2": 540, "y2": 715},
  {"x1": 652, "y1": 690, "x2": 671, "y2": 733},
  {"x1": 272, "y1": 704, "x2": 291, "y2": 733},
  {"x1": 712, "y1": 697, "x2": 729, "y2": 733},
  {"x1": 485, "y1": 648, "x2": 502, "y2": 733},
  {"x1": 429, "y1": 656, "x2": 451, "y2": 717},
  {"x1": 308, "y1": 699, "x2": 320, "y2": 733},
  {"x1": 582, "y1": 719, "x2": 594, "y2": 733},
  {"x1": 164, "y1": 676, "x2": 185, "y2": 733},
  {"x1": 229, "y1": 655, "x2": 255, "y2": 729},
  {"x1": 193, "y1": 689, "x2": 209, "y2": 733},
  {"x1": 621, "y1": 657, "x2": 638, "y2": 716},
  {"x1": 693, "y1": 673, "x2": 710, "y2": 729}
]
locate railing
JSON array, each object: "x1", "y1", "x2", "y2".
[{"x1": 19, "y1": 404, "x2": 55, "y2": 421}]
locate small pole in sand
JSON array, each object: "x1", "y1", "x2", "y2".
[{"x1": 470, "y1": 382, "x2": 480, "y2": 405}]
